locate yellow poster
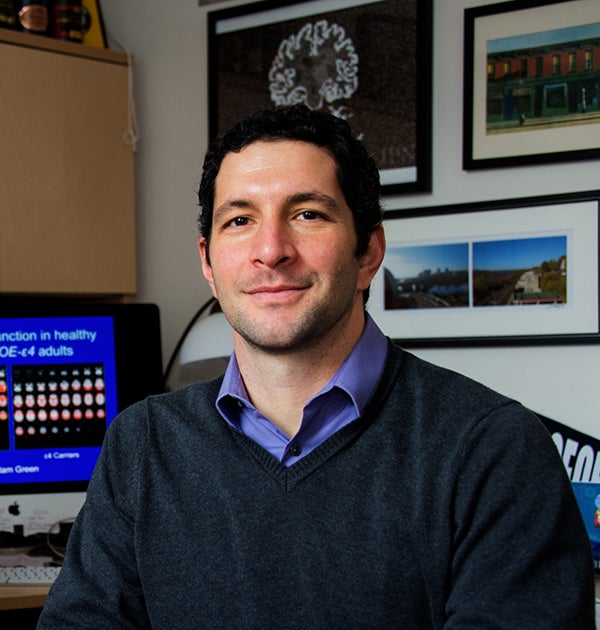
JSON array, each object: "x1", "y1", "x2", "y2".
[{"x1": 82, "y1": 0, "x2": 106, "y2": 48}]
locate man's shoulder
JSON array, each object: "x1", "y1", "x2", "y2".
[
  {"x1": 381, "y1": 342, "x2": 533, "y2": 438},
  {"x1": 110, "y1": 378, "x2": 223, "y2": 433},
  {"x1": 152, "y1": 378, "x2": 222, "y2": 409},
  {"x1": 387, "y1": 342, "x2": 510, "y2": 403},
  {"x1": 377, "y1": 343, "x2": 553, "y2": 477}
]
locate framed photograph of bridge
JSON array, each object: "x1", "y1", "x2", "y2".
[
  {"x1": 369, "y1": 191, "x2": 600, "y2": 346},
  {"x1": 463, "y1": 0, "x2": 600, "y2": 170},
  {"x1": 207, "y1": 0, "x2": 433, "y2": 194}
]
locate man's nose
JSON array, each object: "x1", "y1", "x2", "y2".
[{"x1": 251, "y1": 219, "x2": 297, "y2": 268}]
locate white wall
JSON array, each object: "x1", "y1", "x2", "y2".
[
  {"x1": 99, "y1": 0, "x2": 215, "y2": 369},
  {"x1": 99, "y1": 0, "x2": 600, "y2": 438}
]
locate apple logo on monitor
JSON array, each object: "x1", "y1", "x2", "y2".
[{"x1": 8, "y1": 502, "x2": 20, "y2": 517}]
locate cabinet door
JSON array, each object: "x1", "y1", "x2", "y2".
[{"x1": 0, "y1": 40, "x2": 136, "y2": 295}]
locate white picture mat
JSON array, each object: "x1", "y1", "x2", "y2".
[
  {"x1": 370, "y1": 199, "x2": 599, "y2": 340},
  {"x1": 215, "y1": 0, "x2": 383, "y2": 33}
]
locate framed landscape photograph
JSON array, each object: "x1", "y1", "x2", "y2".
[
  {"x1": 207, "y1": 0, "x2": 432, "y2": 194},
  {"x1": 369, "y1": 191, "x2": 600, "y2": 346},
  {"x1": 463, "y1": 0, "x2": 600, "y2": 169}
]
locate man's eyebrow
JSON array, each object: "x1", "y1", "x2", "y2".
[{"x1": 289, "y1": 192, "x2": 340, "y2": 212}]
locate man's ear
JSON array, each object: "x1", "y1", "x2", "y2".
[
  {"x1": 358, "y1": 224, "x2": 386, "y2": 292},
  {"x1": 198, "y1": 238, "x2": 218, "y2": 298}
]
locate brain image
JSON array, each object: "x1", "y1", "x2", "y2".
[{"x1": 268, "y1": 20, "x2": 359, "y2": 121}]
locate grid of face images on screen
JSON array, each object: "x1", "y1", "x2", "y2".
[{"x1": 0, "y1": 364, "x2": 108, "y2": 450}]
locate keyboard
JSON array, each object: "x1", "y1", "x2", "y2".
[{"x1": 0, "y1": 564, "x2": 62, "y2": 585}]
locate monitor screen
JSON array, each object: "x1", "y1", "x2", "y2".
[
  {"x1": 0, "y1": 302, "x2": 163, "y2": 496},
  {"x1": 571, "y1": 482, "x2": 600, "y2": 573}
]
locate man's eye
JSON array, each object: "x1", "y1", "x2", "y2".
[
  {"x1": 298, "y1": 210, "x2": 323, "y2": 221},
  {"x1": 225, "y1": 216, "x2": 249, "y2": 228}
]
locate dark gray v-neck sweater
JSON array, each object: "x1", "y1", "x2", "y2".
[{"x1": 38, "y1": 343, "x2": 595, "y2": 629}]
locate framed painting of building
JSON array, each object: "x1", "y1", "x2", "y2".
[
  {"x1": 463, "y1": 0, "x2": 600, "y2": 169},
  {"x1": 207, "y1": 0, "x2": 432, "y2": 194}
]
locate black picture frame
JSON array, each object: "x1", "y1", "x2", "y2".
[
  {"x1": 207, "y1": 0, "x2": 432, "y2": 194},
  {"x1": 369, "y1": 190, "x2": 600, "y2": 347},
  {"x1": 463, "y1": 0, "x2": 600, "y2": 170}
]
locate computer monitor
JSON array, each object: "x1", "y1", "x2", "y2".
[
  {"x1": 0, "y1": 301, "x2": 163, "y2": 541},
  {"x1": 571, "y1": 482, "x2": 600, "y2": 574}
]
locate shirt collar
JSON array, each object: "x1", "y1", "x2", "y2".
[
  {"x1": 216, "y1": 314, "x2": 388, "y2": 423},
  {"x1": 316, "y1": 313, "x2": 388, "y2": 414}
]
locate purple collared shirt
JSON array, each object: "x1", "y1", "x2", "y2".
[{"x1": 215, "y1": 314, "x2": 388, "y2": 466}]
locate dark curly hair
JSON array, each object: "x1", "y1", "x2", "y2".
[{"x1": 198, "y1": 105, "x2": 383, "y2": 263}]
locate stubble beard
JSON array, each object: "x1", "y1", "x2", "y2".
[{"x1": 218, "y1": 274, "x2": 360, "y2": 356}]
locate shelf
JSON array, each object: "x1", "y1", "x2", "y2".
[{"x1": 0, "y1": 28, "x2": 127, "y2": 65}]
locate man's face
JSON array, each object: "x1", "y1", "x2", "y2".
[{"x1": 199, "y1": 140, "x2": 383, "y2": 354}]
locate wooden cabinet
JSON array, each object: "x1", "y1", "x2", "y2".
[{"x1": 0, "y1": 31, "x2": 136, "y2": 296}]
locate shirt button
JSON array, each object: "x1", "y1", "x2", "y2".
[{"x1": 289, "y1": 443, "x2": 302, "y2": 457}]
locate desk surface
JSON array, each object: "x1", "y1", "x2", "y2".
[{"x1": 0, "y1": 584, "x2": 49, "y2": 611}]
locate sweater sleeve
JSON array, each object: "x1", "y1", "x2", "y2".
[
  {"x1": 444, "y1": 403, "x2": 595, "y2": 628},
  {"x1": 37, "y1": 402, "x2": 151, "y2": 629}
]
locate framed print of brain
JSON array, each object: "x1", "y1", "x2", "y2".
[{"x1": 208, "y1": 0, "x2": 432, "y2": 194}]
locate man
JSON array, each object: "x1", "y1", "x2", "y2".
[{"x1": 38, "y1": 105, "x2": 595, "y2": 628}]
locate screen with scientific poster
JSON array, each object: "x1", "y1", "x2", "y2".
[{"x1": 0, "y1": 302, "x2": 163, "y2": 495}]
